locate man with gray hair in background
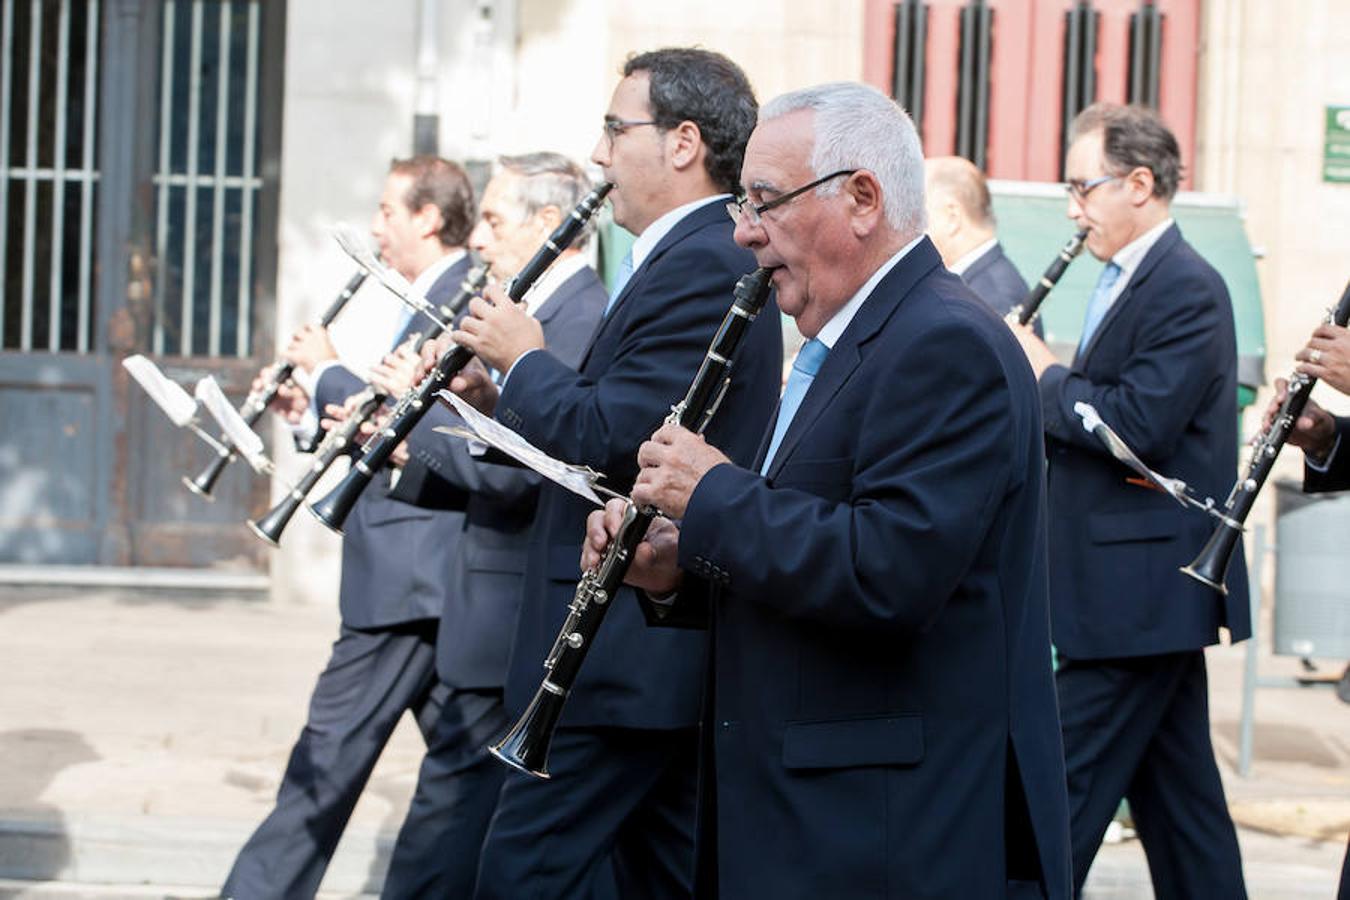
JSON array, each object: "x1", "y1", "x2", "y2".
[
  {"x1": 583, "y1": 81, "x2": 1072, "y2": 898},
  {"x1": 371, "y1": 152, "x2": 608, "y2": 898}
]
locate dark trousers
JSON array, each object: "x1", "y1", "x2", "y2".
[
  {"x1": 223, "y1": 621, "x2": 442, "y2": 900},
  {"x1": 473, "y1": 725, "x2": 698, "y2": 900},
  {"x1": 1057, "y1": 650, "x2": 1246, "y2": 899},
  {"x1": 380, "y1": 687, "x2": 511, "y2": 899}
]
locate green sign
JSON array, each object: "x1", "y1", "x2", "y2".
[{"x1": 1326, "y1": 106, "x2": 1350, "y2": 183}]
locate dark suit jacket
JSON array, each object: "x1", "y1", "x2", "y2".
[
  {"x1": 1304, "y1": 417, "x2": 1350, "y2": 493},
  {"x1": 962, "y1": 241, "x2": 1043, "y2": 338},
  {"x1": 392, "y1": 266, "x2": 607, "y2": 689},
  {"x1": 312, "y1": 256, "x2": 471, "y2": 630},
  {"x1": 1038, "y1": 224, "x2": 1251, "y2": 658},
  {"x1": 494, "y1": 200, "x2": 782, "y2": 730},
  {"x1": 648, "y1": 238, "x2": 1071, "y2": 899}
]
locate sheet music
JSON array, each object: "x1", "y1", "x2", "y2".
[
  {"x1": 1073, "y1": 401, "x2": 1191, "y2": 507},
  {"x1": 122, "y1": 354, "x2": 199, "y2": 427},
  {"x1": 195, "y1": 376, "x2": 269, "y2": 472},
  {"x1": 434, "y1": 391, "x2": 609, "y2": 507}
]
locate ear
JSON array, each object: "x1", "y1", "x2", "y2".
[
  {"x1": 845, "y1": 171, "x2": 886, "y2": 237},
  {"x1": 1124, "y1": 166, "x2": 1155, "y2": 207},
  {"x1": 666, "y1": 120, "x2": 704, "y2": 172},
  {"x1": 534, "y1": 204, "x2": 564, "y2": 234},
  {"x1": 413, "y1": 202, "x2": 444, "y2": 241}
]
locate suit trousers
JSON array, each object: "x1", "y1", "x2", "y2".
[
  {"x1": 223, "y1": 621, "x2": 443, "y2": 900},
  {"x1": 380, "y1": 687, "x2": 510, "y2": 898},
  {"x1": 1057, "y1": 650, "x2": 1245, "y2": 899},
  {"x1": 473, "y1": 725, "x2": 698, "y2": 900}
]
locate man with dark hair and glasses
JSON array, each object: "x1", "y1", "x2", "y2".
[
  {"x1": 446, "y1": 47, "x2": 781, "y2": 899},
  {"x1": 1008, "y1": 102, "x2": 1250, "y2": 897}
]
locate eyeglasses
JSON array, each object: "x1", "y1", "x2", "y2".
[
  {"x1": 726, "y1": 169, "x2": 858, "y2": 226},
  {"x1": 601, "y1": 118, "x2": 659, "y2": 147},
  {"x1": 1065, "y1": 174, "x2": 1120, "y2": 201}
]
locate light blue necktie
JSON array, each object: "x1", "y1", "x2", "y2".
[
  {"x1": 604, "y1": 249, "x2": 634, "y2": 317},
  {"x1": 392, "y1": 304, "x2": 416, "y2": 347},
  {"x1": 1078, "y1": 262, "x2": 1122, "y2": 352},
  {"x1": 761, "y1": 338, "x2": 829, "y2": 475}
]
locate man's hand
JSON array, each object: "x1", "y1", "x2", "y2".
[
  {"x1": 1007, "y1": 321, "x2": 1059, "y2": 379},
  {"x1": 369, "y1": 344, "x2": 421, "y2": 397},
  {"x1": 450, "y1": 283, "x2": 545, "y2": 374},
  {"x1": 253, "y1": 365, "x2": 309, "y2": 424},
  {"x1": 631, "y1": 424, "x2": 730, "y2": 520},
  {"x1": 284, "y1": 324, "x2": 338, "y2": 373},
  {"x1": 582, "y1": 498, "x2": 684, "y2": 596},
  {"x1": 445, "y1": 358, "x2": 500, "y2": 416},
  {"x1": 1262, "y1": 377, "x2": 1337, "y2": 459},
  {"x1": 1296, "y1": 323, "x2": 1350, "y2": 396}
]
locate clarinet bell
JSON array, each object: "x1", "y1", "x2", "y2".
[
  {"x1": 1179, "y1": 522, "x2": 1238, "y2": 595},
  {"x1": 489, "y1": 682, "x2": 566, "y2": 779}
]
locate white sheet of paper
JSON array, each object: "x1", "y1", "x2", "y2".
[
  {"x1": 195, "y1": 376, "x2": 269, "y2": 471},
  {"x1": 122, "y1": 354, "x2": 200, "y2": 427},
  {"x1": 1073, "y1": 401, "x2": 1191, "y2": 507},
  {"x1": 434, "y1": 391, "x2": 608, "y2": 507}
]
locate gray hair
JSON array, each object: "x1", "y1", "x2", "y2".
[
  {"x1": 496, "y1": 152, "x2": 597, "y2": 248},
  {"x1": 759, "y1": 82, "x2": 926, "y2": 237}
]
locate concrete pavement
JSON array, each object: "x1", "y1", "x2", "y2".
[{"x1": 1, "y1": 583, "x2": 1349, "y2": 898}]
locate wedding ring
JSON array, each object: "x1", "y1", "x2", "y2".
[{"x1": 1311, "y1": 348, "x2": 1323, "y2": 365}]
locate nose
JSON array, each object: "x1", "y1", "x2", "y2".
[
  {"x1": 370, "y1": 209, "x2": 384, "y2": 239},
  {"x1": 1066, "y1": 193, "x2": 1085, "y2": 221},
  {"x1": 732, "y1": 213, "x2": 765, "y2": 250},
  {"x1": 590, "y1": 134, "x2": 610, "y2": 168},
  {"x1": 468, "y1": 219, "x2": 491, "y2": 254}
]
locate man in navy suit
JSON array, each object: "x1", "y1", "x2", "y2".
[
  {"x1": 925, "y1": 155, "x2": 1041, "y2": 336},
  {"x1": 223, "y1": 156, "x2": 477, "y2": 900},
  {"x1": 1008, "y1": 104, "x2": 1250, "y2": 898},
  {"x1": 448, "y1": 48, "x2": 782, "y2": 899},
  {"x1": 374, "y1": 153, "x2": 608, "y2": 898},
  {"x1": 584, "y1": 81, "x2": 1071, "y2": 900}
]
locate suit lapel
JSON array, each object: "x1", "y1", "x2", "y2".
[
  {"x1": 394, "y1": 255, "x2": 471, "y2": 347},
  {"x1": 579, "y1": 200, "x2": 727, "y2": 370},
  {"x1": 763, "y1": 238, "x2": 943, "y2": 479},
  {"x1": 1076, "y1": 223, "x2": 1180, "y2": 364}
]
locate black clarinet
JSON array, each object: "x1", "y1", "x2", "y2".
[
  {"x1": 1005, "y1": 230, "x2": 1088, "y2": 326},
  {"x1": 247, "y1": 265, "x2": 488, "y2": 546},
  {"x1": 491, "y1": 266, "x2": 775, "y2": 778},
  {"x1": 1182, "y1": 279, "x2": 1350, "y2": 593},
  {"x1": 307, "y1": 182, "x2": 613, "y2": 534},
  {"x1": 183, "y1": 271, "x2": 368, "y2": 500}
]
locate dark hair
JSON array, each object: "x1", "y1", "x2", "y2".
[
  {"x1": 1069, "y1": 103, "x2": 1182, "y2": 201},
  {"x1": 388, "y1": 155, "x2": 476, "y2": 246},
  {"x1": 623, "y1": 48, "x2": 757, "y2": 194}
]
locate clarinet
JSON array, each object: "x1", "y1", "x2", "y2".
[
  {"x1": 307, "y1": 182, "x2": 613, "y2": 534},
  {"x1": 183, "y1": 271, "x2": 368, "y2": 499},
  {"x1": 1182, "y1": 279, "x2": 1350, "y2": 593},
  {"x1": 247, "y1": 265, "x2": 488, "y2": 546},
  {"x1": 1005, "y1": 230, "x2": 1088, "y2": 326},
  {"x1": 490, "y1": 266, "x2": 776, "y2": 779}
]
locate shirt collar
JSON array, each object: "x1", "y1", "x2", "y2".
[
  {"x1": 948, "y1": 237, "x2": 998, "y2": 276},
  {"x1": 814, "y1": 233, "x2": 926, "y2": 350},
  {"x1": 629, "y1": 195, "x2": 730, "y2": 270},
  {"x1": 410, "y1": 248, "x2": 467, "y2": 297},
  {"x1": 520, "y1": 252, "x2": 589, "y2": 316},
  {"x1": 1109, "y1": 217, "x2": 1173, "y2": 284}
]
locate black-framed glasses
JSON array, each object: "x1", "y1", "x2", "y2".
[
  {"x1": 601, "y1": 117, "x2": 659, "y2": 146},
  {"x1": 1065, "y1": 174, "x2": 1120, "y2": 201},
  {"x1": 726, "y1": 169, "x2": 858, "y2": 226}
]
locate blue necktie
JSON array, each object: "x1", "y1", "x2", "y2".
[
  {"x1": 604, "y1": 250, "x2": 634, "y2": 317},
  {"x1": 392, "y1": 304, "x2": 416, "y2": 347},
  {"x1": 761, "y1": 338, "x2": 829, "y2": 475},
  {"x1": 1078, "y1": 262, "x2": 1122, "y2": 352}
]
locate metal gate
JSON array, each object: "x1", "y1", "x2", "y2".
[{"x1": 0, "y1": 0, "x2": 284, "y2": 569}]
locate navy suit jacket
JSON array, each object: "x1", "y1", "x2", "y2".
[
  {"x1": 494, "y1": 200, "x2": 782, "y2": 729},
  {"x1": 650, "y1": 238, "x2": 1071, "y2": 899},
  {"x1": 392, "y1": 266, "x2": 607, "y2": 689},
  {"x1": 1038, "y1": 224, "x2": 1251, "y2": 658},
  {"x1": 963, "y1": 241, "x2": 1043, "y2": 337},
  {"x1": 1304, "y1": 417, "x2": 1350, "y2": 493},
  {"x1": 312, "y1": 256, "x2": 471, "y2": 630}
]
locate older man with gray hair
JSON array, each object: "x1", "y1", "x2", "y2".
[{"x1": 583, "y1": 81, "x2": 1072, "y2": 898}]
